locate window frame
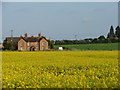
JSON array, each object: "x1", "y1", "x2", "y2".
[
  {"x1": 42, "y1": 42, "x2": 46, "y2": 46},
  {"x1": 21, "y1": 42, "x2": 24, "y2": 47}
]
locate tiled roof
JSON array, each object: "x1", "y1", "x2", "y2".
[
  {"x1": 5, "y1": 37, "x2": 21, "y2": 43},
  {"x1": 24, "y1": 37, "x2": 40, "y2": 42},
  {"x1": 21, "y1": 36, "x2": 47, "y2": 42},
  {"x1": 4, "y1": 36, "x2": 47, "y2": 43}
]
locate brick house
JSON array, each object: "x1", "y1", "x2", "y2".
[{"x1": 18, "y1": 33, "x2": 49, "y2": 51}]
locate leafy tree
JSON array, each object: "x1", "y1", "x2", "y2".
[
  {"x1": 98, "y1": 35, "x2": 105, "y2": 40},
  {"x1": 3, "y1": 41, "x2": 11, "y2": 50},
  {"x1": 48, "y1": 40, "x2": 54, "y2": 49},
  {"x1": 92, "y1": 38, "x2": 99, "y2": 43},
  {"x1": 84, "y1": 38, "x2": 92, "y2": 44},
  {"x1": 97, "y1": 35, "x2": 106, "y2": 43},
  {"x1": 115, "y1": 26, "x2": 120, "y2": 39},
  {"x1": 107, "y1": 25, "x2": 115, "y2": 39},
  {"x1": 3, "y1": 41, "x2": 17, "y2": 50}
]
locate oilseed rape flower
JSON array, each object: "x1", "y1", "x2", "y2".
[{"x1": 2, "y1": 51, "x2": 119, "y2": 88}]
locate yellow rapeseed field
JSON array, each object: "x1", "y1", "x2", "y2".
[{"x1": 2, "y1": 51, "x2": 119, "y2": 88}]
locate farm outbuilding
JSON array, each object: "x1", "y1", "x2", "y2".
[
  {"x1": 58, "y1": 47, "x2": 63, "y2": 50},
  {"x1": 58, "y1": 46, "x2": 71, "y2": 51}
]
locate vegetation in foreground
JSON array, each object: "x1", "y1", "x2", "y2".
[
  {"x1": 54, "y1": 43, "x2": 119, "y2": 50},
  {"x1": 2, "y1": 51, "x2": 118, "y2": 88}
]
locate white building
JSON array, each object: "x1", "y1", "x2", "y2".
[{"x1": 58, "y1": 47, "x2": 63, "y2": 50}]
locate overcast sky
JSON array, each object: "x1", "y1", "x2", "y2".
[{"x1": 2, "y1": 2, "x2": 118, "y2": 42}]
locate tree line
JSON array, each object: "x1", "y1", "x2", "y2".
[{"x1": 54, "y1": 25, "x2": 120, "y2": 45}]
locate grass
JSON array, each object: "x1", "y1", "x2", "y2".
[{"x1": 54, "y1": 43, "x2": 119, "y2": 50}]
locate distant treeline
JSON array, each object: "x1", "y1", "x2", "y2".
[{"x1": 54, "y1": 25, "x2": 120, "y2": 45}]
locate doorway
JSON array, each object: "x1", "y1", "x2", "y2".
[{"x1": 30, "y1": 46, "x2": 35, "y2": 51}]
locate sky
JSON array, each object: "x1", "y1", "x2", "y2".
[
  {"x1": 118, "y1": 1, "x2": 120, "y2": 26},
  {"x1": 1, "y1": 0, "x2": 120, "y2": 2},
  {"x1": 0, "y1": 2, "x2": 2, "y2": 43},
  {"x1": 1, "y1": 2, "x2": 118, "y2": 42}
]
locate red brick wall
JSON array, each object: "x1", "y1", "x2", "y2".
[
  {"x1": 27, "y1": 42, "x2": 39, "y2": 51},
  {"x1": 18, "y1": 39, "x2": 27, "y2": 51},
  {"x1": 40, "y1": 38, "x2": 48, "y2": 50},
  {"x1": 18, "y1": 38, "x2": 49, "y2": 51}
]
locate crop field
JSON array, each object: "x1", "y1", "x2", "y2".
[
  {"x1": 54, "y1": 43, "x2": 119, "y2": 50},
  {"x1": 2, "y1": 51, "x2": 119, "y2": 88}
]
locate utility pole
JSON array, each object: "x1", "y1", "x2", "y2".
[
  {"x1": 74, "y1": 35, "x2": 77, "y2": 40},
  {"x1": 74, "y1": 35, "x2": 77, "y2": 44},
  {"x1": 49, "y1": 36, "x2": 51, "y2": 40},
  {"x1": 10, "y1": 30, "x2": 14, "y2": 50},
  {"x1": 10, "y1": 30, "x2": 13, "y2": 42},
  {"x1": 11, "y1": 30, "x2": 13, "y2": 37}
]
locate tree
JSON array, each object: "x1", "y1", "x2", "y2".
[
  {"x1": 3, "y1": 41, "x2": 11, "y2": 50},
  {"x1": 97, "y1": 35, "x2": 105, "y2": 43},
  {"x1": 84, "y1": 38, "x2": 93, "y2": 44},
  {"x1": 3, "y1": 41, "x2": 18, "y2": 50},
  {"x1": 92, "y1": 38, "x2": 99, "y2": 43},
  {"x1": 48, "y1": 40, "x2": 54, "y2": 49},
  {"x1": 107, "y1": 25, "x2": 115, "y2": 39},
  {"x1": 98, "y1": 35, "x2": 105, "y2": 40},
  {"x1": 115, "y1": 26, "x2": 120, "y2": 39}
]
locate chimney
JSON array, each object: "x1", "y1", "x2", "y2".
[
  {"x1": 20, "y1": 35, "x2": 23, "y2": 38},
  {"x1": 25, "y1": 33, "x2": 27, "y2": 37},
  {"x1": 38, "y1": 33, "x2": 41, "y2": 37}
]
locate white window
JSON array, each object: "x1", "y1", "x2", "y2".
[
  {"x1": 42, "y1": 42, "x2": 46, "y2": 46},
  {"x1": 27, "y1": 42, "x2": 30, "y2": 46}
]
